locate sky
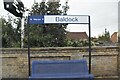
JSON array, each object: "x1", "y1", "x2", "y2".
[{"x1": 0, "y1": 0, "x2": 119, "y2": 37}]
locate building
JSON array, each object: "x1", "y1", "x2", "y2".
[
  {"x1": 110, "y1": 32, "x2": 118, "y2": 43},
  {"x1": 66, "y1": 32, "x2": 88, "y2": 40}
]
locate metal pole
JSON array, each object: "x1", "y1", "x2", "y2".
[
  {"x1": 88, "y1": 16, "x2": 91, "y2": 74},
  {"x1": 21, "y1": 12, "x2": 25, "y2": 48},
  {"x1": 27, "y1": 16, "x2": 31, "y2": 76}
]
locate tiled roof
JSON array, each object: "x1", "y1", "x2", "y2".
[{"x1": 66, "y1": 32, "x2": 88, "y2": 40}]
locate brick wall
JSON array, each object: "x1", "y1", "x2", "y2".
[{"x1": 1, "y1": 47, "x2": 120, "y2": 78}]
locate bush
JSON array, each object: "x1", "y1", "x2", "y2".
[{"x1": 66, "y1": 39, "x2": 90, "y2": 47}]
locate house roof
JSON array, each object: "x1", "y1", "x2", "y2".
[
  {"x1": 111, "y1": 32, "x2": 118, "y2": 36},
  {"x1": 66, "y1": 32, "x2": 88, "y2": 40}
]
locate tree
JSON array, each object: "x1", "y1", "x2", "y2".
[
  {"x1": 2, "y1": 0, "x2": 68, "y2": 48},
  {"x1": 24, "y1": 1, "x2": 67, "y2": 47},
  {"x1": 13, "y1": 18, "x2": 21, "y2": 47},
  {"x1": 2, "y1": 15, "x2": 21, "y2": 48},
  {"x1": 98, "y1": 28, "x2": 110, "y2": 42},
  {"x1": 2, "y1": 16, "x2": 14, "y2": 47}
]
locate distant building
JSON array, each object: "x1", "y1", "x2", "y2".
[
  {"x1": 110, "y1": 32, "x2": 118, "y2": 43},
  {"x1": 66, "y1": 32, "x2": 88, "y2": 40}
]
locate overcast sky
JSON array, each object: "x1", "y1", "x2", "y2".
[{"x1": 0, "y1": 0, "x2": 119, "y2": 37}]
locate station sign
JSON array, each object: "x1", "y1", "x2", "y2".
[{"x1": 28, "y1": 15, "x2": 89, "y2": 24}]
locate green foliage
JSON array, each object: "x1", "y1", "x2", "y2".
[
  {"x1": 66, "y1": 39, "x2": 90, "y2": 47},
  {"x1": 2, "y1": 1, "x2": 67, "y2": 48},
  {"x1": 24, "y1": 1, "x2": 67, "y2": 47},
  {"x1": 2, "y1": 16, "x2": 21, "y2": 48},
  {"x1": 98, "y1": 28, "x2": 110, "y2": 42}
]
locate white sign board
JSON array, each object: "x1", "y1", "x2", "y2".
[{"x1": 29, "y1": 15, "x2": 89, "y2": 24}]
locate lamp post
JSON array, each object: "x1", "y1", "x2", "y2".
[{"x1": 21, "y1": 12, "x2": 25, "y2": 48}]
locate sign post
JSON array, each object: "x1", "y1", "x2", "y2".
[
  {"x1": 28, "y1": 15, "x2": 91, "y2": 76},
  {"x1": 27, "y1": 16, "x2": 31, "y2": 76},
  {"x1": 88, "y1": 16, "x2": 91, "y2": 74}
]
